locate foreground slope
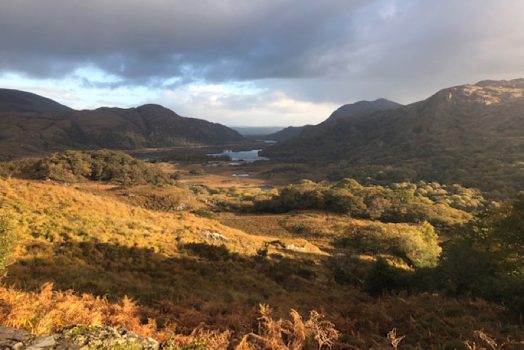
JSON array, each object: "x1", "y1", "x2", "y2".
[
  {"x1": 263, "y1": 79, "x2": 524, "y2": 196},
  {"x1": 0, "y1": 167, "x2": 523, "y2": 348},
  {"x1": 0, "y1": 90, "x2": 244, "y2": 158}
]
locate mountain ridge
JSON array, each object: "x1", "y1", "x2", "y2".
[
  {"x1": 0, "y1": 88, "x2": 73, "y2": 114},
  {"x1": 263, "y1": 79, "x2": 524, "y2": 195},
  {"x1": 0, "y1": 89, "x2": 244, "y2": 158}
]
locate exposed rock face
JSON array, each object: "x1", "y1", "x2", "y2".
[{"x1": 0, "y1": 326, "x2": 159, "y2": 350}]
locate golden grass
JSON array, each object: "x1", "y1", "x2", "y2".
[
  {"x1": 1, "y1": 178, "x2": 524, "y2": 348},
  {"x1": 0, "y1": 178, "x2": 304, "y2": 256}
]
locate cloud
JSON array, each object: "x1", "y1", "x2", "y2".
[
  {"x1": 156, "y1": 82, "x2": 338, "y2": 126},
  {"x1": 0, "y1": 0, "x2": 367, "y2": 84},
  {"x1": 1, "y1": 0, "x2": 524, "y2": 125}
]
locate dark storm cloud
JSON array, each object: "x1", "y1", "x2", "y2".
[
  {"x1": 1, "y1": 0, "x2": 524, "y2": 117},
  {"x1": 0, "y1": 0, "x2": 367, "y2": 84}
]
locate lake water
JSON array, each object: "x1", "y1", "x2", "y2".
[{"x1": 207, "y1": 149, "x2": 269, "y2": 162}]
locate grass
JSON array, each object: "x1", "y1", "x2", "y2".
[{"x1": 0, "y1": 177, "x2": 523, "y2": 348}]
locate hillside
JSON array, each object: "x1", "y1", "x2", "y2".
[
  {"x1": 322, "y1": 98, "x2": 402, "y2": 124},
  {"x1": 262, "y1": 99, "x2": 400, "y2": 142},
  {"x1": 0, "y1": 90, "x2": 244, "y2": 158},
  {"x1": 263, "y1": 126, "x2": 306, "y2": 142},
  {"x1": 1, "y1": 156, "x2": 524, "y2": 348},
  {"x1": 0, "y1": 88, "x2": 72, "y2": 113},
  {"x1": 263, "y1": 79, "x2": 524, "y2": 196}
]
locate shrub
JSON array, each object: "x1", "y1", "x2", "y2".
[
  {"x1": 253, "y1": 178, "x2": 474, "y2": 226},
  {"x1": 325, "y1": 253, "x2": 366, "y2": 285},
  {"x1": 182, "y1": 243, "x2": 233, "y2": 261},
  {"x1": 32, "y1": 150, "x2": 172, "y2": 186},
  {"x1": 363, "y1": 258, "x2": 408, "y2": 296},
  {"x1": 437, "y1": 240, "x2": 498, "y2": 296},
  {"x1": 333, "y1": 222, "x2": 441, "y2": 268}
]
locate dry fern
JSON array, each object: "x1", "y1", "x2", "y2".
[
  {"x1": 235, "y1": 304, "x2": 339, "y2": 350},
  {"x1": 464, "y1": 330, "x2": 524, "y2": 350},
  {"x1": 387, "y1": 328, "x2": 405, "y2": 350}
]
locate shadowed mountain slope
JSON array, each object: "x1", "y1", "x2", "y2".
[
  {"x1": 263, "y1": 79, "x2": 524, "y2": 195},
  {"x1": 0, "y1": 90, "x2": 244, "y2": 158}
]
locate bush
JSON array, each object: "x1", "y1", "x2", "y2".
[
  {"x1": 325, "y1": 253, "x2": 367, "y2": 285},
  {"x1": 182, "y1": 243, "x2": 233, "y2": 261},
  {"x1": 333, "y1": 222, "x2": 441, "y2": 268},
  {"x1": 437, "y1": 240, "x2": 498, "y2": 296},
  {"x1": 363, "y1": 258, "x2": 408, "y2": 296},
  {"x1": 253, "y1": 178, "x2": 475, "y2": 226},
  {"x1": 32, "y1": 150, "x2": 172, "y2": 186}
]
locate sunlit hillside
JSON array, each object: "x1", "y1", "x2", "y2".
[{"x1": 1, "y1": 151, "x2": 523, "y2": 349}]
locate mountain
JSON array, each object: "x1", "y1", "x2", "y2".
[
  {"x1": 263, "y1": 79, "x2": 524, "y2": 196},
  {"x1": 263, "y1": 98, "x2": 402, "y2": 156},
  {"x1": 262, "y1": 99, "x2": 400, "y2": 142},
  {"x1": 232, "y1": 126, "x2": 284, "y2": 136},
  {"x1": 263, "y1": 126, "x2": 306, "y2": 142},
  {"x1": 0, "y1": 90, "x2": 244, "y2": 157},
  {"x1": 323, "y1": 98, "x2": 401, "y2": 124},
  {"x1": 0, "y1": 88, "x2": 72, "y2": 113}
]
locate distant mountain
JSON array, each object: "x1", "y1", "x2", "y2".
[
  {"x1": 263, "y1": 98, "x2": 402, "y2": 155},
  {"x1": 323, "y1": 98, "x2": 401, "y2": 124},
  {"x1": 0, "y1": 88, "x2": 72, "y2": 113},
  {"x1": 232, "y1": 126, "x2": 285, "y2": 136},
  {"x1": 262, "y1": 99, "x2": 400, "y2": 143},
  {"x1": 0, "y1": 90, "x2": 244, "y2": 158},
  {"x1": 263, "y1": 79, "x2": 524, "y2": 196},
  {"x1": 263, "y1": 126, "x2": 307, "y2": 142}
]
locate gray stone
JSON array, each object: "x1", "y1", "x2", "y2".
[
  {"x1": 27, "y1": 335, "x2": 57, "y2": 349},
  {"x1": 0, "y1": 326, "x2": 159, "y2": 350}
]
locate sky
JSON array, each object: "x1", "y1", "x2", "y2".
[{"x1": 1, "y1": 0, "x2": 524, "y2": 126}]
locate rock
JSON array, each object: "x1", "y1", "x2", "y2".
[
  {"x1": 0, "y1": 327, "x2": 32, "y2": 349},
  {"x1": 13, "y1": 343, "x2": 25, "y2": 350},
  {"x1": 0, "y1": 326, "x2": 159, "y2": 350},
  {"x1": 64, "y1": 325, "x2": 159, "y2": 350},
  {"x1": 26, "y1": 335, "x2": 57, "y2": 349},
  {"x1": 285, "y1": 243, "x2": 306, "y2": 252},
  {"x1": 202, "y1": 230, "x2": 228, "y2": 241}
]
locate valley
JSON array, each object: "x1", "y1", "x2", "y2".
[
  {"x1": 0, "y1": 81, "x2": 523, "y2": 349},
  {"x1": 2, "y1": 2, "x2": 524, "y2": 349}
]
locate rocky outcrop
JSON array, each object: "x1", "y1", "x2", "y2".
[{"x1": 0, "y1": 326, "x2": 159, "y2": 350}]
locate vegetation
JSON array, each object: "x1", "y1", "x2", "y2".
[
  {"x1": 436, "y1": 193, "x2": 524, "y2": 313},
  {"x1": 332, "y1": 221, "x2": 441, "y2": 268},
  {"x1": 0, "y1": 150, "x2": 173, "y2": 186},
  {"x1": 253, "y1": 178, "x2": 480, "y2": 227},
  {"x1": 263, "y1": 80, "x2": 524, "y2": 198},
  {"x1": 0, "y1": 154, "x2": 522, "y2": 348},
  {"x1": 342, "y1": 194, "x2": 524, "y2": 314},
  {"x1": 0, "y1": 216, "x2": 15, "y2": 277},
  {"x1": 0, "y1": 90, "x2": 245, "y2": 159}
]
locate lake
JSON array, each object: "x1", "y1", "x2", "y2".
[{"x1": 207, "y1": 149, "x2": 269, "y2": 162}]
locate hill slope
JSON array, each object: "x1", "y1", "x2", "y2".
[
  {"x1": 0, "y1": 91, "x2": 244, "y2": 158},
  {"x1": 263, "y1": 126, "x2": 307, "y2": 142},
  {"x1": 0, "y1": 89, "x2": 72, "y2": 113},
  {"x1": 263, "y1": 79, "x2": 524, "y2": 196},
  {"x1": 263, "y1": 99, "x2": 400, "y2": 142}
]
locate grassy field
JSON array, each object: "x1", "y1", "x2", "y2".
[{"x1": 0, "y1": 153, "x2": 523, "y2": 349}]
